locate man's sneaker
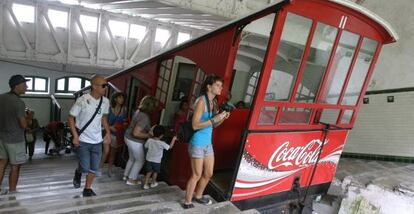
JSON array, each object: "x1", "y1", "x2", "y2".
[
  {"x1": 73, "y1": 169, "x2": 81, "y2": 189},
  {"x1": 82, "y1": 188, "x2": 96, "y2": 197},
  {"x1": 143, "y1": 184, "x2": 150, "y2": 190},
  {"x1": 150, "y1": 182, "x2": 158, "y2": 188},
  {"x1": 193, "y1": 196, "x2": 212, "y2": 205},
  {"x1": 182, "y1": 203, "x2": 195, "y2": 209}
]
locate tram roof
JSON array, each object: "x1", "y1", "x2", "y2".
[
  {"x1": 329, "y1": 0, "x2": 398, "y2": 42},
  {"x1": 104, "y1": 0, "x2": 397, "y2": 81}
]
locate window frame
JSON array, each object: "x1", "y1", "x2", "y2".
[
  {"x1": 25, "y1": 76, "x2": 49, "y2": 93},
  {"x1": 55, "y1": 76, "x2": 91, "y2": 94}
]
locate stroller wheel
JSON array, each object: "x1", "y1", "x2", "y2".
[{"x1": 65, "y1": 148, "x2": 71, "y2": 154}]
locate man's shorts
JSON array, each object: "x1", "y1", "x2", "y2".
[
  {"x1": 77, "y1": 141, "x2": 102, "y2": 174},
  {"x1": 145, "y1": 161, "x2": 161, "y2": 173},
  {"x1": 188, "y1": 144, "x2": 214, "y2": 159},
  {"x1": 0, "y1": 139, "x2": 26, "y2": 165}
]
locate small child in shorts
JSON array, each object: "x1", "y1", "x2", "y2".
[{"x1": 143, "y1": 125, "x2": 177, "y2": 189}]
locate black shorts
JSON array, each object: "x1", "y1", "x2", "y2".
[{"x1": 145, "y1": 161, "x2": 161, "y2": 173}]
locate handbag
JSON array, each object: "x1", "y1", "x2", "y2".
[{"x1": 178, "y1": 95, "x2": 211, "y2": 143}]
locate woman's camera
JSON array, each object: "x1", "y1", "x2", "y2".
[{"x1": 220, "y1": 103, "x2": 235, "y2": 112}]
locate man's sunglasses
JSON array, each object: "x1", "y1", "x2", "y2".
[{"x1": 96, "y1": 83, "x2": 109, "y2": 88}]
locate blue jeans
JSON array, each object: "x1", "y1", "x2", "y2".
[{"x1": 77, "y1": 141, "x2": 102, "y2": 174}]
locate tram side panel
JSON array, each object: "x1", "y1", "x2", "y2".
[{"x1": 231, "y1": 130, "x2": 348, "y2": 201}]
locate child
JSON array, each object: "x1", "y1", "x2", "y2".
[{"x1": 143, "y1": 125, "x2": 177, "y2": 189}]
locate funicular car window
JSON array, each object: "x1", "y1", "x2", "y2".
[
  {"x1": 294, "y1": 22, "x2": 337, "y2": 103},
  {"x1": 341, "y1": 38, "x2": 378, "y2": 106},
  {"x1": 264, "y1": 13, "x2": 312, "y2": 102},
  {"x1": 320, "y1": 31, "x2": 359, "y2": 104},
  {"x1": 230, "y1": 13, "x2": 275, "y2": 108}
]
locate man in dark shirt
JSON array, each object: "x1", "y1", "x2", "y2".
[{"x1": 0, "y1": 75, "x2": 29, "y2": 194}]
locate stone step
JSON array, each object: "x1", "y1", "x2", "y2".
[
  {"x1": 0, "y1": 180, "x2": 168, "y2": 206},
  {"x1": 0, "y1": 185, "x2": 183, "y2": 214},
  {"x1": 166, "y1": 201, "x2": 241, "y2": 214}
]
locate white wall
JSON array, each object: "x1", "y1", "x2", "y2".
[
  {"x1": 345, "y1": 91, "x2": 414, "y2": 157},
  {"x1": 361, "y1": 0, "x2": 414, "y2": 90}
]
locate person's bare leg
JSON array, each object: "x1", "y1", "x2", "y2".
[
  {"x1": 194, "y1": 155, "x2": 214, "y2": 198},
  {"x1": 184, "y1": 158, "x2": 203, "y2": 204},
  {"x1": 152, "y1": 172, "x2": 158, "y2": 184},
  {"x1": 144, "y1": 172, "x2": 152, "y2": 186},
  {"x1": 9, "y1": 165, "x2": 21, "y2": 192},
  {"x1": 99, "y1": 143, "x2": 110, "y2": 169},
  {"x1": 107, "y1": 146, "x2": 118, "y2": 177},
  {"x1": 85, "y1": 173, "x2": 95, "y2": 189},
  {"x1": 0, "y1": 159, "x2": 8, "y2": 190}
]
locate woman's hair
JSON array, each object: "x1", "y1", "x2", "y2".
[
  {"x1": 200, "y1": 74, "x2": 223, "y2": 96},
  {"x1": 138, "y1": 95, "x2": 158, "y2": 114},
  {"x1": 199, "y1": 74, "x2": 223, "y2": 113},
  {"x1": 110, "y1": 92, "x2": 126, "y2": 108}
]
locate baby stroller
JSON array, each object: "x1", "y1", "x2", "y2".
[{"x1": 43, "y1": 121, "x2": 73, "y2": 155}]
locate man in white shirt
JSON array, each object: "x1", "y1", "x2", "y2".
[{"x1": 68, "y1": 75, "x2": 111, "y2": 197}]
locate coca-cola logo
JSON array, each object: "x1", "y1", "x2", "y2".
[{"x1": 268, "y1": 139, "x2": 328, "y2": 170}]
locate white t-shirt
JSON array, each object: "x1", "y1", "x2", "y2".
[
  {"x1": 144, "y1": 138, "x2": 170, "y2": 163},
  {"x1": 69, "y1": 93, "x2": 109, "y2": 144}
]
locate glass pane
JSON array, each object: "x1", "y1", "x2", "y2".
[
  {"x1": 342, "y1": 38, "x2": 378, "y2": 106},
  {"x1": 157, "y1": 78, "x2": 162, "y2": 89},
  {"x1": 34, "y1": 78, "x2": 46, "y2": 91},
  {"x1": 165, "y1": 68, "x2": 171, "y2": 80},
  {"x1": 155, "y1": 89, "x2": 161, "y2": 99},
  {"x1": 68, "y1": 77, "x2": 82, "y2": 91},
  {"x1": 192, "y1": 83, "x2": 200, "y2": 96},
  {"x1": 84, "y1": 80, "x2": 91, "y2": 87},
  {"x1": 173, "y1": 63, "x2": 196, "y2": 101},
  {"x1": 258, "y1": 106, "x2": 278, "y2": 125},
  {"x1": 26, "y1": 77, "x2": 33, "y2": 90},
  {"x1": 319, "y1": 109, "x2": 340, "y2": 125},
  {"x1": 320, "y1": 31, "x2": 359, "y2": 104},
  {"x1": 161, "y1": 92, "x2": 166, "y2": 103},
  {"x1": 162, "y1": 80, "x2": 168, "y2": 92},
  {"x1": 341, "y1": 110, "x2": 353, "y2": 124},
  {"x1": 265, "y1": 13, "x2": 312, "y2": 101},
  {"x1": 231, "y1": 13, "x2": 275, "y2": 107},
  {"x1": 57, "y1": 78, "x2": 65, "y2": 91},
  {"x1": 279, "y1": 108, "x2": 312, "y2": 124},
  {"x1": 167, "y1": 59, "x2": 173, "y2": 68},
  {"x1": 295, "y1": 23, "x2": 337, "y2": 103},
  {"x1": 159, "y1": 66, "x2": 165, "y2": 78}
]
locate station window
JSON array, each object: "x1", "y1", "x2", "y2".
[
  {"x1": 108, "y1": 20, "x2": 128, "y2": 37},
  {"x1": 48, "y1": 9, "x2": 68, "y2": 28},
  {"x1": 26, "y1": 76, "x2": 49, "y2": 93},
  {"x1": 12, "y1": 3, "x2": 35, "y2": 23},
  {"x1": 177, "y1": 32, "x2": 191, "y2": 45},
  {"x1": 80, "y1": 14, "x2": 98, "y2": 32},
  {"x1": 155, "y1": 28, "x2": 171, "y2": 47},
  {"x1": 56, "y1": 77, "x2": 90, "y2": 93},
  {"x1": 129, "y1": 24, "x2": 147, "y2": 41}
]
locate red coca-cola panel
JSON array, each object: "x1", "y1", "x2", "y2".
[{"x1": 231, "y1": 130, "x2": 348, "y2": 201}]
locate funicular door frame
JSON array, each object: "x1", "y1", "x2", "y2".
[{"x1": 230, "y1": 0, "x2": 385, "y2": 202}]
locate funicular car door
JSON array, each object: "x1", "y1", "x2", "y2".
[{"x1": 230, "y1": 0, "x2": 384, "y2": 203}]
